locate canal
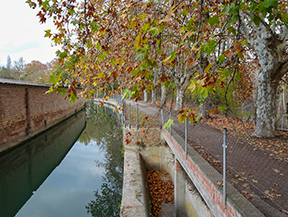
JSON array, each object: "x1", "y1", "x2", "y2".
[{"x1": 0, "y1": 103, "x2": 123, "y2": 217}]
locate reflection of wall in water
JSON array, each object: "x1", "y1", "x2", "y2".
[{"x1": 0, "y1": 110, "x2": 86, "y2": 217}]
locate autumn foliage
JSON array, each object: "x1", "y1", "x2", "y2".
[
  {"x1": 147, "y1": 170, "x2": 174, "y2": 217},
  {"x1": 26, "y1": 0, "x2": 288, "y2": 137}
]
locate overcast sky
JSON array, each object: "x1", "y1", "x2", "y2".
[{"x1": 0, "y1": 0, "x2": 59, "y2": 66}]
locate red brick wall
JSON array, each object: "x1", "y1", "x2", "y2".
[
  {"x1": 0, "y1": 81, "x2": 85, "y2": 145},
  {"x1": 162, "y1": 129, "x2": 243, "y2": 217}
]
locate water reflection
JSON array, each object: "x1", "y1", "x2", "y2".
[
  {"x1": 0, "y1": 110, "x2": 86, "y2": 217},
  {"x1": 0, "y1": 103, "x2": 123, "y2": 217},
  {"x1": 82, "y1": 103, "x2": 123, "y2": 217}
]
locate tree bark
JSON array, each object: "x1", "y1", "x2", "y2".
[
  {"x1": 151, "y1": 88, "x2": 156, "y2": 104},
  {"x1": 277, "y1": 84, "x2": 286, "y2": 118},
  {"x1": 253, "y1": 69, "x2": 278, "y2": 137},
  {"x1": 161, "y1": 84, "x2": 167, "y2": 106},
  {"x1": 144, "y1": 90, "x2": 148, "y2": 102},
  {"x1": 199, "y1": 94, "x2": 212, "y2": 119},
  {"x1": 175, "y1": 87, "x2": 185, "y2": 111},
  {"x1": 239, "y1": 12, "x2": 288, "y2": 137}
]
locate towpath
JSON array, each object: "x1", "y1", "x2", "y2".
[{"x1": 123, "y1": 99, "x2": 288, "y2": 217}]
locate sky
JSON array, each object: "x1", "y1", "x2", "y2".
[{"x1": 0, "y1": 1, "x2": 59, "y2": 67}]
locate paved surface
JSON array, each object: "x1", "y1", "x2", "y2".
[{"x1": 124, "y1": 99, "x2": 288, "y2": 217}]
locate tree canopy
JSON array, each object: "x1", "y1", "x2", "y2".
[{"x1": 26, "y1": 0, "x2": 288, "y2": 137}]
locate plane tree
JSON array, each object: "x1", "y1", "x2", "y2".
[{"x1": 26, "y1": 0, "x2": 288, "y2": 137}]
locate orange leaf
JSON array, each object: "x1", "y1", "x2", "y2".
[
  {"x1": 210, "y1": 108, "x2": 217, "y2": 115},
  {"x1": 225, "y1": 49, "x2": 234, "y2": 58}
]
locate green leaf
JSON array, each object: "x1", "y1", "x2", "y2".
[
  {"x1": 208, "y1": 16, "x2": 219, "y2": 28},
  {"x1": 218, "y1": 106, "x2": 226, "y2": 113},
  {"x1": 134, "y1": 32, "x2": 142, "y2": 49},
  {"x1": 202, "y1": 88, "x2": 209, "y2": 99},
  {"x1": 163, "y1": 51, "x2": 176, "y2": 63},
  {"x1": 131, "y1": 69, "x2": 138, "y2": 77},
  {"x1": 201, "y1": 40, "x2": 217, "y2": 55},
  {"x1": 136, "y1": 52, "x2": 145, "y2": 61},
  {"x1": 44, "y1": 29, "x2": 51, "y2": 38},
  {"x1": 148, "y1": 27, "x2": 161, "y2": 36},
  {"x1": 57, "y1": 88, "x2": 68, "y2": 97},
  {"x1": 227, "y1": 26, "x2": 236, "y2": 36},
  {"x1": 221, "y1": 69, "x2": 231, "y2": 77},
  {"x1": 235, "y1": 73, "x2": 242, "y2": 81},
  {"x1": 56, "y1": 50, "x2": 67, "y2": 60},
  {"x1": 261, "y1": 0, "x2": 278, "y2": 9},
  {"x1": 41, "y1": 0, "x2": 50, "y2": 10},
  {"x1": 45, "y1": 86, "x2": 54, "y2": 94},
  {"x1": 163, "y1": 118, "x2": 174, "y2": 129},
  {"x1": 69, "y1": 93, "x2": 77, "y2": 105},
  {"x1": 142, "y1": 23, "x2": 150, "y2": 33},
  {"x1": 181, "y1": 10, "x2": 189, "y2": 16},
  {"x1": 26, "y1": 0, "x2": 36, "y2": 9},
  {"x1": 218, "y1": 54, "x2": 225, "y2": 64},
  {"x1": 188, "y1": 80, "x2": 197, "y2": 93},
  {"x1": 251, "y1": 16, "x2": 262, "y2": 26},
  {"x1": 48, "y1": 75, "x2": 57, "y2": 84},
  {"x1": 97, "y1": 71, "x2": 105, "y2": 78}
]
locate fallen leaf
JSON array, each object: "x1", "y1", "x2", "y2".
[
  {"x1": 243, "y1": 183, "x2": 250, "y2": 189},
  {"x1": 217, "y1": 181, "x2": 223, "y2": 187}
]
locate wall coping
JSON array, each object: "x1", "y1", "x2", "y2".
[
  {"x1": 0, "y1": 78, "x2": 51, "y2": 87},
  {"x1": 121, "y1": 149, "x2": 150, "y2": 217}
]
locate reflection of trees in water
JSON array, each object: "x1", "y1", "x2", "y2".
[{"x1": 79, "y1": 103, "x2": 123, "y2": 217}]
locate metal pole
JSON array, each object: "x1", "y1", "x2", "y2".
[
  {"x1": 223, "y1": 128, "x2": 227, "y2": 208},
  {"x1": 282, "y1": 114, "x2": 284, "y2": 130},
  {"x1": 185, "y1": 117, "x2": 188, "y2": 160},
  {"x1": 169, "y1": 109, "x2": 172, "y2": 138},
  {"x1": 124, "y1": 99, "x2": 126, "y2": 124},
  {"x1": 136, "y1": 103, "x2": 139, "y2": 130},
  {"x1": 161, "y1": 109, "x2": 164, "y2": 128},
  {"x1": 122, "y1": 100, "x2": 125, "y2": 126},
  {"x1": 129, "y1": 103, "x2": 131, "y2": 128}
]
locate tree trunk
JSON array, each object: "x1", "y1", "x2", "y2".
[
  {"x1": 152, "y1": 88, "x2": 156, "y2": 104},
  {"x1": 277, "y1": 84, "x2": 286, "y2": 118},
  {"x1": 199, "y1": 94, "x2": 212, "y2": 119},
  {"x1": 174, "y1": 73, "x2": 192, "y2": 111},
  {"x1": 144, "y1": 90, "x2": 148, "y2": 102},
  {"x1": 161, "y1": 84, "x2": 167, "y2": 106},
  {"x1": 175, "y1": 87, "x2": 185, "y2": 111},
  {"x1": 239, "y1": 13, "x2": 288, "y2": 137},
  {"x1": 253, "y1": 68, "x2": 278, "y2": 137}
]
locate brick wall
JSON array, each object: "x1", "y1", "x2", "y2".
[
  {"x1": 0, "y1": 79, "x2": 85, "y2": 146},
  {"x1": 162, "y1": 129, "x2": 264, "y2": 217}
]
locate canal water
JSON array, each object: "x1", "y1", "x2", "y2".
[{"x1": 0, "y1": 103, "x2": 123, "y2": 217}]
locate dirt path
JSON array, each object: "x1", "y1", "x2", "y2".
[{"x1": 125, "y1": 100, "x2": 288, "y2": 217}]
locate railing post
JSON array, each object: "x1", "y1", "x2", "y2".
[
  {"x1": 136, "y1": 103, "x2": 139, "y2": 130},
  {"x1": 122, "y1": 99, "x2": 125, "y2": 126},
  {"x1": 129, "y1": 103, "x2": 131, "y2": 128},
  {"x1": 169, "y1": 108, "x2": 172, "y2": 138},
  {"x1": 223, "y1": 128, "x2": 227, "y2": 208},
  {"x1": 124, "y1": 99, "x2": 126, "y2": 124},
  {"x1": 185, "y1": 117, "x2": 188, "y2": 160},
  {"x1": 161, "y1": 109, "x2": 164, "y2": 128}
]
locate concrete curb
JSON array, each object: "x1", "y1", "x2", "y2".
[{"x1": 121, "y1": 150, "x2": 150, "y2": 217}]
